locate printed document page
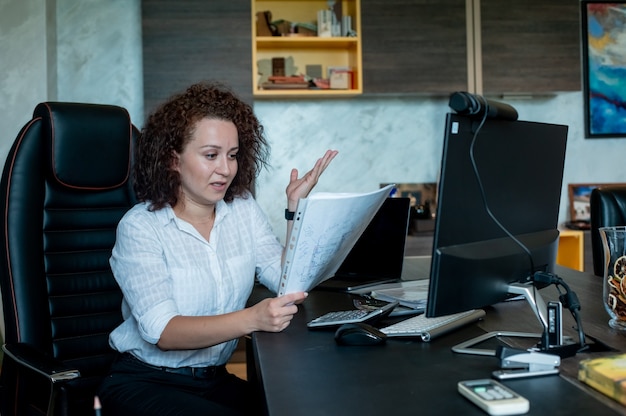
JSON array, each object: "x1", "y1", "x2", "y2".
[{"x1": 278, "y1": 184, "x2": 394, "y2": 296}]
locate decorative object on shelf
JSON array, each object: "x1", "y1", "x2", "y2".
[
  {"x1": 306, "y1": 64, "x2": 323, "y2": 79},
  {"x1": 317, "y1": 9, "x2": 333, "y2": 37},
  {"x1": 273, "y1": 19, "x2": 292, "y2": 36},
  {"x1": 291, "y1": 22, "x2": 317, "y2": 36},
  {"x1": 329, "y1": 67, "x2": 353, "y2": 89},
  {"x1": 257, "y1": 56, "x2": 298, "y2": 87},
  {"x1": 342, "y1": 15, "x2": 354, "y2": 37},
  {"x1": 256, "y1": 11, "x2": 278, "y2": 36},
  {"x1": 272, "y1": 57, "x2": 285, "y2": 76},
  {"x1": 581, "y1": 2, "x2": 626, "y2": 138}
]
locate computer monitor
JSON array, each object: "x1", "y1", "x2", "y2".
[{"x1": 425, "y1": 109, "x2": 569, "y2": 351}]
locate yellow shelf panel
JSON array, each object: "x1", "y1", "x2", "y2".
[
  {"x1": 254, "y1": 88, "x2": 362, "y2": 98},
  {"x1": 256, "y1": 36, "x2": 359, "y2": 49},
  {"x1": 557, "y1": 230, "x2": 584, "y2": 272}
]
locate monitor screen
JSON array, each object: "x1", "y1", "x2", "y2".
[{"x1": 426, "y1": 112, "x2": 568, "y2": 318}]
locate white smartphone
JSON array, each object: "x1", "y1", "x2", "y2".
[{"x1": 458, "y1": 379, "x2": 529, "y2": 415}]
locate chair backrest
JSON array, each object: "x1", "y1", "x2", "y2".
[
  {"x1": 590, "y1": 185, "x2": 626, "y2": 276},
  {"x1": 0, "y1": 102, "x2": 137, "y2": 414}
]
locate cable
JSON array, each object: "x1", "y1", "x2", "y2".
[
  {"x1": 467, "y1": 96, "x2": 535, "y2": 274},
  {"x1": 465, "y1": 97, "x2": 588, "y2": 354}
]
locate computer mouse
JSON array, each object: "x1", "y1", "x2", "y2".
[{"x1": 334, "y1": 323, "x2": 387, "y2": 346}]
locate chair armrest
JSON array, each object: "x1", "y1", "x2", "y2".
[{"x1": 2, "y1": 343, "x2": 81, "y2": 383}]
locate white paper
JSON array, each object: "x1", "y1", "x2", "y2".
[
  {"x1": 278, "y1": 184, "x2": 395, "y2": 296},
  {"x1": 370, "y1": 280, "x2": 429, "y2": 309}
]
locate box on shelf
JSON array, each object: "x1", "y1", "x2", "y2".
[{"x1": 329, "y1": 67, "x2": 353, "y2": 89}]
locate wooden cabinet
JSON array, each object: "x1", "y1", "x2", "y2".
[
  {"x1": 142, "y1": 0, "x2": 252, "y2": 113},
  {"x1": 361, "y1": 0, "x2": 468, "y2": 95},
  {"x1": 251, "y1": 0, "x2": 362, "y2": 97},
  {"x1": 480, "y1": 0, "x2": 581, "y2": 94},
  {"x1": 360, "y1": 0, "x2": 580, "y2": 95}
]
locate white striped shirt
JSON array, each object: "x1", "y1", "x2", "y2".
[{"x1": 108, "y1": 194, "x2": 283, "y2": 368}]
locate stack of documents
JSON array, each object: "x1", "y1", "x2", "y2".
[{"x1": 368, "y1": 280, "x2": 429, "y2": 312}]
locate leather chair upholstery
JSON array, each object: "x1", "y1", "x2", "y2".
[
  {"x1": 590, "y1": 185, "x2": 626, "y2": 276},
  {"x1": 0, "y1": 102, "x2": 138, "y2": 415}
]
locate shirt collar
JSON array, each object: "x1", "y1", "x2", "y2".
[{"x1": 155, "y1": 199, "x2": 230, "y2": 227}]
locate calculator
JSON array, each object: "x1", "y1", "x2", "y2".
[{"x1": 307, "y1": 301, "x2": 399, "y2": 328}]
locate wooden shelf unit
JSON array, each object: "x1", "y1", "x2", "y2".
[{"x1": 252, "y1": 0, "x2": 362, "y2": 98}]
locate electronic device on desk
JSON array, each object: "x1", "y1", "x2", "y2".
[
  {"x1": 425, "y1": 92, "x2": 586, "y2": 361},
  {"x1": 307, "y1": 301, "x2": 399, "y2": 328},
  {"x1": 334, "y1": 323, "x2": 387, "y2": 346},
  {"x1": 316, "y1": 197, "x2": 411, "y2": 292},
  {"x1": 379, "y1": 309, "x2": 486, "y2": 342},
  {"x1": 457, "y1": 378, "x2": 529, "y2": 416}
]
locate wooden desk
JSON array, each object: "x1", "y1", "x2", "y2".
[{"x1": 249, "y1": 259, "x2": 626, "y2": 416}]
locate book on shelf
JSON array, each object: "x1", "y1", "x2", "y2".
[
  {"x1": 261, "y1": 82, "x2": 309, "y2": 90},
  {"x1": 268, "y1": 76, "x2": 308, "y2": 84},
  {"x1": 261, "y1": 75, "x2": 310, "y2": 90},
  {"x1": 578, "y1": 353, "x2": 626, "y2": 405},
  {"x1": 278, "y1": 184, "x2": 394, "y2": 296}
]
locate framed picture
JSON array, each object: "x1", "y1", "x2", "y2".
[
  {"x1": 580, "y1": 2, "x2": 626, "y2": 138},
  {"x1": 568, "y1": 183, "x2": 612, "y2": 223},
  {"x1": 381, "y1": 182, "x2": 438, "y2": 217}
]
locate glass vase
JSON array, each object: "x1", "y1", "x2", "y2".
[{"x1": 599, "y1": 226, "x2": 626, "y2": 330}]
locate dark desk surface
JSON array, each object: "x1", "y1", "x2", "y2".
[{"x1": 249, "y1": 257, "x2": 626, "y2": 416}]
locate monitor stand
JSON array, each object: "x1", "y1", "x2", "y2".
[{"x1": 452, "y1": 283, "x2": 567, "y2": 356}]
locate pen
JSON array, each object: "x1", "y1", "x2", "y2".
[{"x1": 94, "y1": 396, "x2": 102, "y2": 416}]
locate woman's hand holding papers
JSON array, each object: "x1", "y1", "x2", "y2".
[{"x1": 248, "y1": 292, "x2": 308, "y2": 332}]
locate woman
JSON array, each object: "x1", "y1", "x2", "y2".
[{"x1": 97, "y1": 81, "x2": 337, "y2": 415}]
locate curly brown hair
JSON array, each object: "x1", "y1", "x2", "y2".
[{"x1": 134, "y1": 82, "x2": 269, "y2": 210}]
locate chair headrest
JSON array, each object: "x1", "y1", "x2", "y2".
[{"x1": 34, "y1": 102, "x2": 133, "y2": 190}]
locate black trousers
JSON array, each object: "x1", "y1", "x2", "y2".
[{"x1": 97, "y1": 353, "x2": 263, "y2": 416}]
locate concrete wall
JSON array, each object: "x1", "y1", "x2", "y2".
[{"x1": 0, "y1": 0, "x2": 143, "y2": 340}]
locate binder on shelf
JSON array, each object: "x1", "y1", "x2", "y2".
[{"x1": 278, "y1": 184, "x2": 394, "y2": 296}]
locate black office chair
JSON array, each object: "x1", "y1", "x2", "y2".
[
  {"x1": 0, "y1": 102, "x2": 138, "y2": 415},
  {"x1": 590, "y1": 185, "x2": 626, "y2": 276}
]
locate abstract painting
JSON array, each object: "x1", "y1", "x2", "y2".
[{"x1": 581, "y1": 2, "x2": 626, "y2": 138}]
